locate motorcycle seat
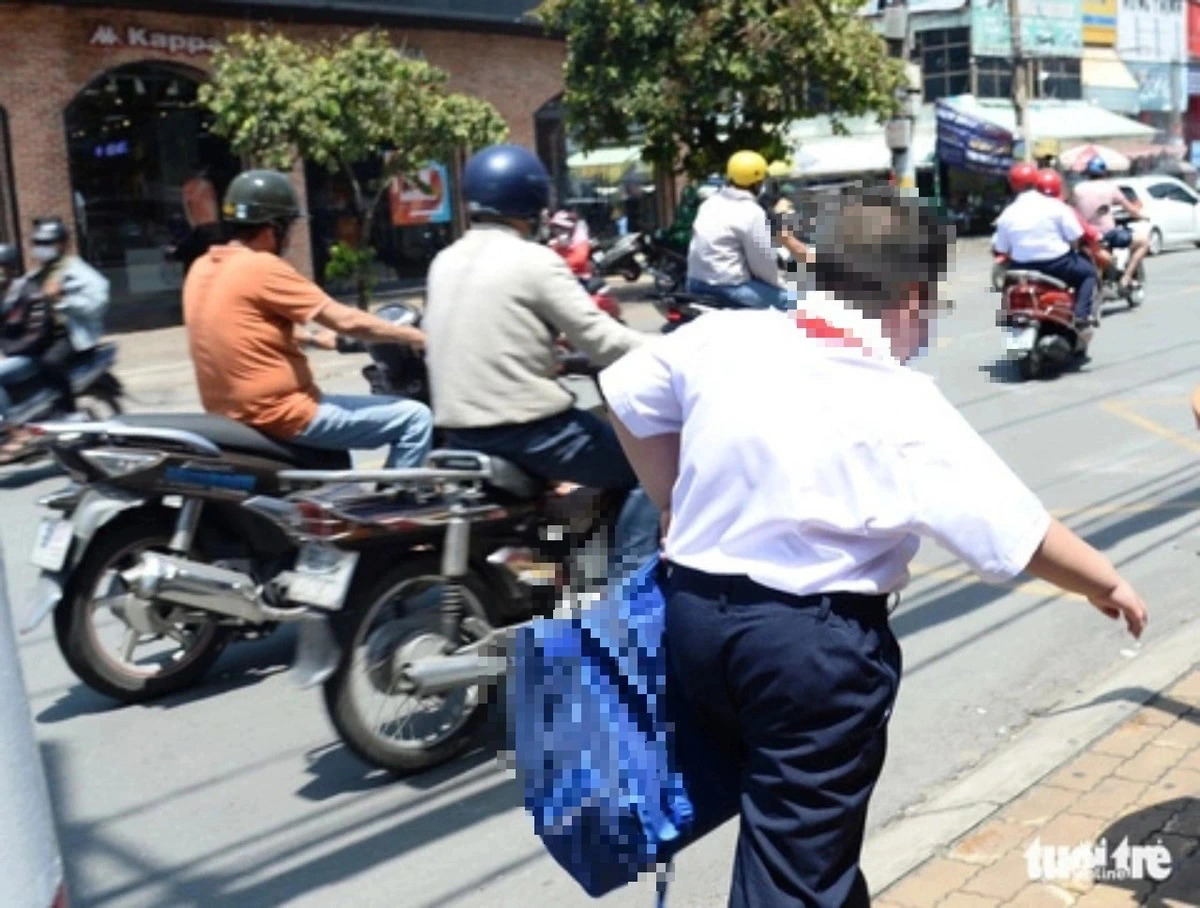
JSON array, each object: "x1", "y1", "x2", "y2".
[
  {"x1": 114, "y1": 413, "x2": 352, "y2": 470},
  {"x1": 1003, "y1": 270, "x2": 1069, "y2": 291}
]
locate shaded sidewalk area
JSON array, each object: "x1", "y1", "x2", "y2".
[{"x1": 876, "y1": 669, "x2": 1200, "y2": 907}]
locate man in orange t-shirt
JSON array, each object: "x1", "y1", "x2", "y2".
[{"x1": 184, "y1": 170, "x2": 432, "y2": 467}]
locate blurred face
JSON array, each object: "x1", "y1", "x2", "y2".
[
  {"x1": 31, "y1": 242, "x2": 62, "y2": 264},
  {"x1": 881, "y1": 283, "x2": 936, "y2": 363}
]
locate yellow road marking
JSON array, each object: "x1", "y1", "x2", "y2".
[{"x1": 1100, "y1": 399, "x2": 1200, "y2": 456}]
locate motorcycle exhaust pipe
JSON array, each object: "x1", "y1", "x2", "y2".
[
  {"x1": 400, "y1": 653, "x2": 509, "y2": 696},
  {"x1": 126, "y1": 553, "x2": 265, "y2": 623}
]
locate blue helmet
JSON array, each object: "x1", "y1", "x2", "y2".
[
  {"x1": 463, "y1": 144, "x2": 551, "y2": 220},
  {"x1": 1085, "y1": 156, "x2": 1108, "y2": 177}
]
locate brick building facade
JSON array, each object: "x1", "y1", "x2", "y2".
[{"x1": 0, "y1": 1, "x2": 564, "y2": 325}]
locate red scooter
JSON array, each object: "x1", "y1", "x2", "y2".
[{"x1": 999, "y1": 263, "x2": 1095, "y2": 380}]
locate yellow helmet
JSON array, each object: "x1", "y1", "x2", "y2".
[
  {"x1": 726, "y1": 150, "x2": 768, "y2": 188},
  {"x1": 767, "y1": 159, "x2": 793, "y2": 178}
]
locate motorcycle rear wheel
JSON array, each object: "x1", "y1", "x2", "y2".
[
  {"x1": 323, "y1": 556, "x2": 495, "y2": 775},
  {"x1": 1127, "y1": 262, "x2": 1146, "y2": 308},
  {"x1": 54, "y1": 509, "x2": 227, "y2": 703},
  {"x1": 1017, "y1": 354, "x2": 1042, "y2": 381}
]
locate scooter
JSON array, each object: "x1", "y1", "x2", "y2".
[{"x1": 999, "y1": 268, "x2": 1095, "y2": 380}]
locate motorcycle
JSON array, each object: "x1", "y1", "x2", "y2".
[
  {"x1": 999, "y1": 267, "x2": 1095, "y2": 380},
  {"x1": 590, "y1": 232, "x2": 644, "y2": 283},
  {"x1": 270, "y1": 361, "x2": 632, "y2": 775},
  {"x1": 21, "y1": 308, "x2": 426, "y2": 703},
  {"x1": 0, "y1": 284, "x2": 125, "y2": 466},
  {"x1": 639, "y1": 233, "x2": 688, "y2": 294}
]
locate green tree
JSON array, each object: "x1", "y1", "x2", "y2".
[
  {"x1": 199, "y1": 29, "x2": 509, "y2": 305},
  {"x1": 536, "y1": 0, "x2": 904, "y2": 182}
]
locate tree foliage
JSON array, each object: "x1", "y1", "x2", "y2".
[
  {"x1": 199, "y1": 30, "x2": 508, "y2": 303},
  {"x1": 536, "y1": 0, "x2": 904, "y2": 179}
]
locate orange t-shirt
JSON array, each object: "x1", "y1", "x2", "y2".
[{"x1": 183, "y1": 245, "x2": 329, "y2": 438}]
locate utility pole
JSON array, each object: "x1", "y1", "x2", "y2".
[
  {"x1": 1008, "y1": 0, "x2": 1033, "y2": 162},
  {"x1": 883, "y1": 0, "x2": 921, "y2": 192}
]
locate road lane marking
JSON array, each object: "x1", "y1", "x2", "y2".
[{"x1": 1100, "y1": 399, "x2": 1200, "y2": 456}]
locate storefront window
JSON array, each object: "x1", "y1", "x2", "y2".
[
  {"x1": 63, "y1": 63, "x2": 240, "y2": 320},
  {"x1": 915, "y1": 27, "x2": 971, "y2": 102},
  {"x1": 305, "y1": 158, "x2": 455, "y2": 294},
  {"x1": 0, "y1": 108, "x2": 18, "y2": 251},
  {"x1": 564, "y1": 138, "x2": 657, "y2": 240}
]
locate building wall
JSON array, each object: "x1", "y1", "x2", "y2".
[{"x1": 0, "y1": 3, "x2": 564, "y2": 277}]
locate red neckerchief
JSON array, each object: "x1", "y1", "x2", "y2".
[{"x1": 794, "y1": 311, "x2": 867, "y2": 351}]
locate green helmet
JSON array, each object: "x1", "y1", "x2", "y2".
[{"x1": 221, "y1": 170, "x2": 303, "y2": 225}]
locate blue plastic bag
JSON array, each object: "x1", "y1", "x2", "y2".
[{"x1": 510, "y1": 557, "x2": 718, "y2": 898}]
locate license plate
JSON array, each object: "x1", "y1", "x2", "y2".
[
  {"x1": 1005, "y1": 325, "x2": 1038, "y2": 354},
  {"x1": 287, "y1": 544, "x2": 360, "y2": 610},
  {"x1": 30, "y1": 518, "x2": 73, "y2": 572}
]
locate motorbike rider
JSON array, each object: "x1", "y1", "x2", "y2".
[
  {"x1": 993, "y1": 161, "x2": 1099, "y2": 327},
  {"x1": 546, "y1": 209, "x2": 593, "y2": 279},
  {"x1": 0, "y1": 243, "x2": 17, "y2": 300},
  {"x1": 183, "y1": 169, "x2": 433, "y2": 468},
  {"x1": 422, "y1": 144, "x2": 658, "y2": 580},
  {"x1": 686, "y1": 150, "x2": 790, "y2": 310},
  {"x1": 1071, "y1": 156, "x2": 1148, "y2": 295}
]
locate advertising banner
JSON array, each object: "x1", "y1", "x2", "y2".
[
  {"x1": 388, "y1": 162, "x2": 452, "y2": 227},
  {"x1": 971, "y1": 0, "x2": 1084, "y2": 57},
  {"x1": 1117, "y1": 0, "x2": 1185, "y2": 64},
  {"x1": 1083, "y1": 0, "x2": 1118, "y2": 45},
  {"x1": 935, "y1": 99, "x2": 1015, "y2": 174}
]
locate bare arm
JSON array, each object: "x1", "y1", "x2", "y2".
[
  {"x1": 1024, "y1": 518, "x2": 1147, "y2": 637},
  {"x1": 1191, "y1": 385, "x2": 1200, "y2": 430},
  {"x1": 312, "y1": 300, "x2": 425, "y2": 350},
  {"x1": 610, "y1": 418, "x2": 679, "y2": 514},
  {"x1": 292, "y1": 322, "x2": 337, "y2": 351}
]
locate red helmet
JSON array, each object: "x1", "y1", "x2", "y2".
[
  {"x1": 1008, "y1": 161, "x2": 1038, "y2": 193},
  {"x1": 1035, "y1": 168, "x2": 1063, "y2": 199}
]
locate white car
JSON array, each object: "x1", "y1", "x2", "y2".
[{"x1": 1109, "y1": 175, "x2": 1200, "y2": 255}]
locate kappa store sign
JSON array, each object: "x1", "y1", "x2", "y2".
[{"x1": 87, "y1": 23, "x2": 222, "y2": 56}]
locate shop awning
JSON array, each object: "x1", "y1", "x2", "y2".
[
  {"x1": 939, "y1": 95, "x2": 1154, "y2": 143},
  {"x1": 788, "y1": 133, "x2": 937, "y2": 177},
  {"x1": 1081, "y1": 48, "x2": 1140, "y2": 114}
]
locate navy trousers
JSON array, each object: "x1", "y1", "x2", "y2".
[
  {"x1": 663, "y1": 565, "x2": 902, "y2": 908},
  {"x1": 1015, "y1": 251, "x2": 1097, "y2": 320}
]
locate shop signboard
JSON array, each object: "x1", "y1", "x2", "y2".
[
  {"x1": 1117, "y1": 0, "x2": 1186, "y2": 65},
  {"x1": 1126, "y1": 60, "x2": 1187, "y2": 110},
  {"x1": 936, "y1": 99, "x2": 1014, "y2": 174},
  {"x1": 1083, "y1": 0, "x2": 1118, "y2": 45},
  {"x1": 87, "y1": 23, "x2": 223, "y2": 56},
  {"x1": 971, "y1": 0, "x2": 1084, "y2": 57},
  {"x1": 388, "y1": 162, "x2": 452, "y2": 227}
]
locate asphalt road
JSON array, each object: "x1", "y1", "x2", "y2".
[{"x1": 4, "y1": 242, "x2": 1200, "y2": 907}]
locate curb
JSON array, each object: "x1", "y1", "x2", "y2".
[{"x1": 863, "y1": 611, "x2": 1200, "y2": 894}]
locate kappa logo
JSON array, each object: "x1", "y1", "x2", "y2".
[{"x1": 88, "y1": 24, "x2": 222, "y2": 56}]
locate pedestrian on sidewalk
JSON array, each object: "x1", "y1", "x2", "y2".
[{"x1": 599, "y1": 187, "x2": 1148, "y2": 908}]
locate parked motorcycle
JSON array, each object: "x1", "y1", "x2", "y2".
[
  {"x1": 639, "y1": 233, "x2": 688, "y2": 294},
  {"x1": 22, "y1": 309, "x2": 426, "y2": 703},
  {"x1": 590, "y1": 232, "x2": 644, "y2": 283},
  {"x1": 999, "y1": 268, "x2": 1095, "y2": 380}
]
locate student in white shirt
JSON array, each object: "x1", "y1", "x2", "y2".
[
  {"x1": 993, "y1": 161, "x2": 1100, "y2": 327},
  {"x1": 600, "y1": 187, "x2": 1147, "y2": 908},
  {"x1": 686, "y1": 151, "x2": 789, "y2": 310}
]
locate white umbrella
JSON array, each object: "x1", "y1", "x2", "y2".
[{"x1": 1060, "y1": 143, "x2": 1131, "y2": 173}]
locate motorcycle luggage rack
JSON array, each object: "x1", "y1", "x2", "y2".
[
  {"x1": 279, "y1": 450, "x2": 543, "y2": 500},
  {"x1": 1002, "y1": 270, "x2": 1069, "y2": 290}
]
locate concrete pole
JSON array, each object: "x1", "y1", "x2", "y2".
[
  {"x1": 1008, "y1": 0, "x2": 1033, "y2": 162},
  {"x1": 884, "y1": 0, "x2": 919, "y2": 192}
]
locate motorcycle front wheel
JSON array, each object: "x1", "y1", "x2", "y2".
[
  {"x1": 54, "y1": 508, "x2": 227, "y2": 703},
  {"x1": 323, "y1": 555, "x2": 496, "y2": 775}
]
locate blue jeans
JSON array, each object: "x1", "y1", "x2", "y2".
[
  {"x1": 296, "y1": 394, "x2": 433, "y2": 468},
  {"x1": 443, "y1": 408, "x2": 660, "y2": 582},
  {"x1": 687, "y1": 277, "x2": 791, "y2": 310},
  {"x1": 0, "y1": 355, "x2": 39, "y2": 416}
]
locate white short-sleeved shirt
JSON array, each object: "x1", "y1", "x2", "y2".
[
  {"x1": 599, "y1": 292, "x2": 1051, "y2": 596},
  {"x1": 686, "y1": 187, "x2": 780, "y2": 287},
  {"x1": 992, "y1": 190, "x2": 1084, "y2": 263}
]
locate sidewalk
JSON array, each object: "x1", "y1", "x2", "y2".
[{"x1": 875, "y1": 668, "x2": 1200, "y2": 907}]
